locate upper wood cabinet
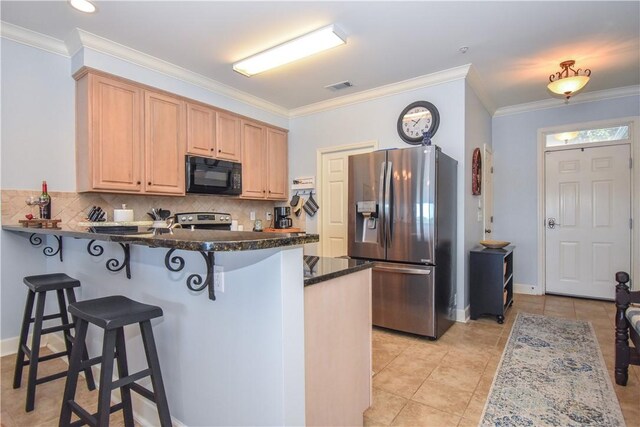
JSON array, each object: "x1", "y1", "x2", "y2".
[
  {"x1": 241, "y1": 120, "x2": 288, "y2": 201},
  {"x1": 186, "y1": 102, "x2": 216, "y2": 158},
  {"x1": 77, "y1": 73, "x2": 143, "y2": 192},
  {"x1": 76, "y1": 70, "x2": 186, "y2": 195},
  {"x1": 216, "y1": 112, "x2": 242, "y2": 162},
  {"x1": 145, "y1": 91, "x2": 186, "y2": 195},
  {"x1": 266, "y1": 128, "x2": 288, "y2": 199}
]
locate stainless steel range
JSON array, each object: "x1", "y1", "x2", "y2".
[{"x1": 174, "y1": 212, "x2": 232, "y2": 230}]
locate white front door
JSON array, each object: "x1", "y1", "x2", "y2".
[
  {"x1": 483, "y1": 145, "x2": 494, "y2": 239},
  {"x1": 545, "y1": 144, "x2": 631, "y2": 299}
]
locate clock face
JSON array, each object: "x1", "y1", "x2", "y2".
[{"x1": 397, "y1": 101, "x2": 440, "y2": 144}]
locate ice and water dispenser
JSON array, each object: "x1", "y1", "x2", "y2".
[{"x1": 356, "y1": 201, "x2": 379, "y2": 243}]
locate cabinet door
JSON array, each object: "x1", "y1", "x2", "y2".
[
  {"x1": 216, "y1": 112, "x2": 241, "y2": 162},
  {"x1": 186, "y1": 103, "x2": 216, "y2": 157},
  {"x1": 266, "y1": 127, "x2": 288, "y2": 200},
  {"x1": 90, "y1": 75, "x2": 143, "y2": 192},
  {"x1": 144, "y1": 91, "x2": 186, "y2": 195},
  {"x1": 241, "y1": 120, "x2": 266, "y2": 199}
]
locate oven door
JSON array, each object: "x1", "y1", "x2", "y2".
[{"x1": 186, "y1": 156, "x2": 242, "y2": 195}]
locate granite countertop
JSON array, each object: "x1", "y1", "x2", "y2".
[
  {"x1": 303, "y1": 256, "x2": 373, "y2": 286},
  {"x1": 2, "y1": 225, "x2": 318, "y2": 252}
]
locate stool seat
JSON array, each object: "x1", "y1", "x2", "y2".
[
  {"x1": 23, "y1": 273, "x2": 80, "y2": 292},
  {"x1": 69, "y1": 295, "x2": 163, "y2": 330}
]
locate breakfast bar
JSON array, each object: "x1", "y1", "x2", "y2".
[{"x1": 2, "y1": 225, "x2": 374, "y2": 426}]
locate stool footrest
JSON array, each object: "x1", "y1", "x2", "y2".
[
  {"x1": 68, "y1": 401, "x2": 124, "y2": 427},
  {"x1": 41, "y1": 323, "x2": 75, "y2": 335},
  {"x1": 38, "y1": 350, "x2": 69, "y2": 363},
  {"x1": 79, "y1": 356, "x2": 103, "y2": 370},
  {"x1": 36, "y1": 370, "x2": 68, "y2": 385},
  {"x1": 32, "y1": 313, "x2": 63, "y2": 323},
  {"x1": 111, "y1": 369, "x2": 151, "y2": 390},
  {"x1": 130, "y1": 382, "x2": 155, "y2": 402}
]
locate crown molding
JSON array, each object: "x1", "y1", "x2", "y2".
[
  {"x1": 0, "y1": 21, "x2": 69, "y2": 57},
  {"x1": 494, "y1": 85, "x2": 640, "y2": 118},
  {"x1": 289, "y1": 64, "x2": 471, "y2": 118},
  {"x1": 466, "y1": 64, "x2": 496, "y2": 115},
  {"x1": 68, "y1": 29, "x2": 289, "y2": 118}
]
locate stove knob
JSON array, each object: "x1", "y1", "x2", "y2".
[
  {"x1": 188, "y1": 216, "x2": 193, "y2": 221},
  {"x1": 225, "y1": 216, "x2": 231, "y2": 221},
  {"x1": 181, "y1": 216, "x2": 187, "y2": 221}
]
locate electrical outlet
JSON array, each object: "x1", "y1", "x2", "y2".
[
  {"x1": 266, "y1": 212, "x2": 272, "y2": 220},
  {"x1": 250, "y1": 211, "x2": 256, "y2": 221},
  {"x1": 477, "y1": 211, "x2": 482, "y2": 222},
  {"x1": 214, "y1": 265, "x2": 224, "y2": 292}
]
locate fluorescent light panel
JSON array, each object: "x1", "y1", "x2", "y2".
[{"x1": 233, "y1": 25, "x2": 346, "y2": 77}]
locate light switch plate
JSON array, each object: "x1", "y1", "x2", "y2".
[
  {"x1": 250, "y1": 211, "x2": 256, "y2": 221},
  {"x1": 214, "y1": 265, "x2": 224, "y2": 292}
]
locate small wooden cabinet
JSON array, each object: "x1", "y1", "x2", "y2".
[
  {"x1": 216, "y1": 112, "x2": 242, "y2": 162},
  {"x1": 470, "y1": 246, "x2": 514, "y2": 324},
  {"x1": 241, "y1": 120, "x2": 288, "y2": 200},
  {"x1": 186, "y1": 102, "x2": 216, "y2": 158}
]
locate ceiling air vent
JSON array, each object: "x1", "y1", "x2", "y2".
[{"x1": 324, "y1": 81, "x2": 353, "y2": 91}]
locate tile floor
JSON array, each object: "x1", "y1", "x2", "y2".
[
  {"x1": 1, "y1": 294, "x2": 638, "y2": 427},
  {"x1": 365, "y1": 294, "x2": 640, "y2": 426}
]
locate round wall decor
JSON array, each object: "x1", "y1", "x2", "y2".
[{"x1": 397, "y1": 101, "x2": 440, "y2": 144}]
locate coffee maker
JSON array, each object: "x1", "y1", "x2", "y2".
[{"x1": 274, "y1": 207, "x2": 293, "y2": 229}]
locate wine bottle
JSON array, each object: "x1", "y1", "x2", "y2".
[{"x1": 39, "y1": 180, "x2": 51, "y2": 219}]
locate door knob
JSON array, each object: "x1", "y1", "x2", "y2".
[
  {"x1": 484, "y1": 229, "x2": 492, "y2": 234},
  {"x1": 547, "y1": 218, "x2": 560, "y2": 229}
]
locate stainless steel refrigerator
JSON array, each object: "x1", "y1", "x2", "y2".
[{"x1": 348, "y1": 145, "x2": 457, "y2": 338}]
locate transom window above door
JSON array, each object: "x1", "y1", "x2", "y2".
[{"x1": 546, "y1": 125, "x2": 630, "y2": 147}]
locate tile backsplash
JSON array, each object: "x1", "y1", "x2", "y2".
[{"x1": 1, "y1": 189, "x2": 306, "y2": 230}]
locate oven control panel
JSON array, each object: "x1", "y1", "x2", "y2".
[{"x1": 175, "y1": 212, "x2": 232, "y2": 226}]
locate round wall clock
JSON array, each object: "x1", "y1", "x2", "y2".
[
  {"x1": 472, "y1": 148, "x2": 482, "y2": 195},
  {"x1": 397, "y1": 101, "x2": 440, "y2": 144}
]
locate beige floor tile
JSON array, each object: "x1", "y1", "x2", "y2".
[
  {"x1": 462, "y1": 392, "x2": 487, "y2": 423},
  {"x1": 363, "y1": 388, "x2": 408, "y2": 426},
  {"x1": 373, "y1": 366, "x2": 429, "y2": 399},
  {"x1": 391, "y1": 401, "x2": 460, "y2": 427},
  {"x1": 457, "y1": 417, "x2": 479, "y2": 427},
  {"x1": 412, "y1": 379, "x2": 473, "y2": 416},
  {"x1": 384, "y1": 353, "x2": 438, "y2": 377},
  {"x1": 364, "y1": 415, "x2": 390, "y2": 427},
  {"x1": 428, "y1": 365, "x2": 483, "y2": 392}
]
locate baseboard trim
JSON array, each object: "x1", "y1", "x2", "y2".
[
  {"x1": 1, "y1": 334, "x2": 51, "y2": 357},
  {"x1": 514, "y1": 283, "x2": 541, "y2": 295},
  {"x1": 455, "y1": 305, "x2": 470, "y2": 323}
]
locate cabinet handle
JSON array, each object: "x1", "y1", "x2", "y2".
[
  {"x1": 148, "y1": 182, "x2": 152, "y2": 185},
  {"x1": 218, "y1": 149, "x2": 222, "y2": 153},
  {"x1": 210, "y1": 148, "x2": 214, "y2": 151},
  {"x1": 137, "y1": 181, "x2": 141, "y2": 185}
]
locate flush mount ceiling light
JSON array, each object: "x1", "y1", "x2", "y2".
[
  {"x1": 233, "y1": 25, "x2": 346, "y2": 77},
  {"x1": 69, "y1": 0, "x2": 96, "y2": 13},
  {"x1": 547, "y1": 60, "x2": 591, "y2": 101}
]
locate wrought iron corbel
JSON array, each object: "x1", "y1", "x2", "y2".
[
  {"x1": 86, "y1": 240, "x2": 131, "y2": 279},
  {"x1": 164, "y1": 248, "x2": 216, "y2": 300},
  {"x1": 29, "y1": 233, "x2": 63, "y2": 262}
]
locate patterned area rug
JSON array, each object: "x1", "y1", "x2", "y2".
[{"x1": 480, "y1": 313, "x2": 625, "y2": 427}]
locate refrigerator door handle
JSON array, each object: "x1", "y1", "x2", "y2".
[
  {"x1": 373, "y1": 265, "x2": 431, "y2": 275},
  {"x1": 385, "y1": 161, "x2": 393, "y2": 245},
  {"x1": 378, "y1": 161, "x2": 386, "y2": 247}
]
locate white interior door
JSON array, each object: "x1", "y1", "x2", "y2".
[
  {"x1": 483, "y1": 145, "x2": 494, "y2": 239},
  {"x1": 319, "y1": 143, "x2": 376, "y2": 257},
  {"x1": 545, "y1": 144, "x2": 631, "y2": 299}
]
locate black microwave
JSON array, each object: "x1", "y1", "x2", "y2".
[{"x1": 185, "y1": 156, "x2": 242, "y2": 195}]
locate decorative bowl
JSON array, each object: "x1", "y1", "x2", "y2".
[{"x1": 480, "y1": 240, "x2": 510, "y2": 249}]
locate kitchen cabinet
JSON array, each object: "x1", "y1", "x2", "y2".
[
  {"x1": 76, "y1": 70, "x2": 186, "y2": 195},
  {"x1": 76, "y1": 73, "x2": 143, "y2": 192},
  {"x1": 470, "y1": 246, "x2": 514, "y2": 324},
  {"x1": 216, "y1": 112, "x2": 242, "y2": 162},
  {"x1": 241, "y1": 121, "x2": 288, "y2": 200},
  {"x1": 186, "y1": 102, "x2": 216, "y2": 158},
  {"x1": 144, "y1": 91, "x2": 186, "y2": 195}
]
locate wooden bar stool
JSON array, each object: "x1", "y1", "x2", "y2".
[
  {"x1": 13, "y1": 273, "x2": 96, "y2": 412},
  {"x1": 59, "y1": 295, "x2": 171, "y2": 427}
]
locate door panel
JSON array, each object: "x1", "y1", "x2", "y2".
[
  {"x1": 386, "y1": 146, "x2": 436, "y2": 264},
  {"x1": 348, "y1": 150, "x2": 387, "y2": 260},
  {"x1": 186, "y1": 103, "x2": 216, "y2": 157},
  {"x1": 545, "y1": 144, "x2": 630, "y2": 299}
]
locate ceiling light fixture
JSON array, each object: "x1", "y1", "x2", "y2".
[
  {"x1": 547, "y1": 60, "x2": 591, "y2": 101},
  {"x1": 233, "y1": 25, "x2": 346, "y2": 77},
  {"x1": 68, "y1": 0, "x2": 96, "y2": 13}
]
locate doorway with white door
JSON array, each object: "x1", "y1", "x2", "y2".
[
  {"x1": 317, "y1": 141, "x2": 378, "y2": 258},
  {"x1": 540, "y1": 120, "x2": 635, "y2": 300}
]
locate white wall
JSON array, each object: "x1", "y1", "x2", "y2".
[
  {"x1": 492, "y1": 95, "x2": 640, "y2": 291},
  {"x1": 289, "y1": 80, "x2": 470, "y2": 316},
  {"x1": 464, "y1": 82, "x2": 492, "y2": 308}
]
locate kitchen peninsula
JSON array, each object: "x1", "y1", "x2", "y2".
[{"x1": 3, "y1": 223, "x2": 370, "y2": 426}]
